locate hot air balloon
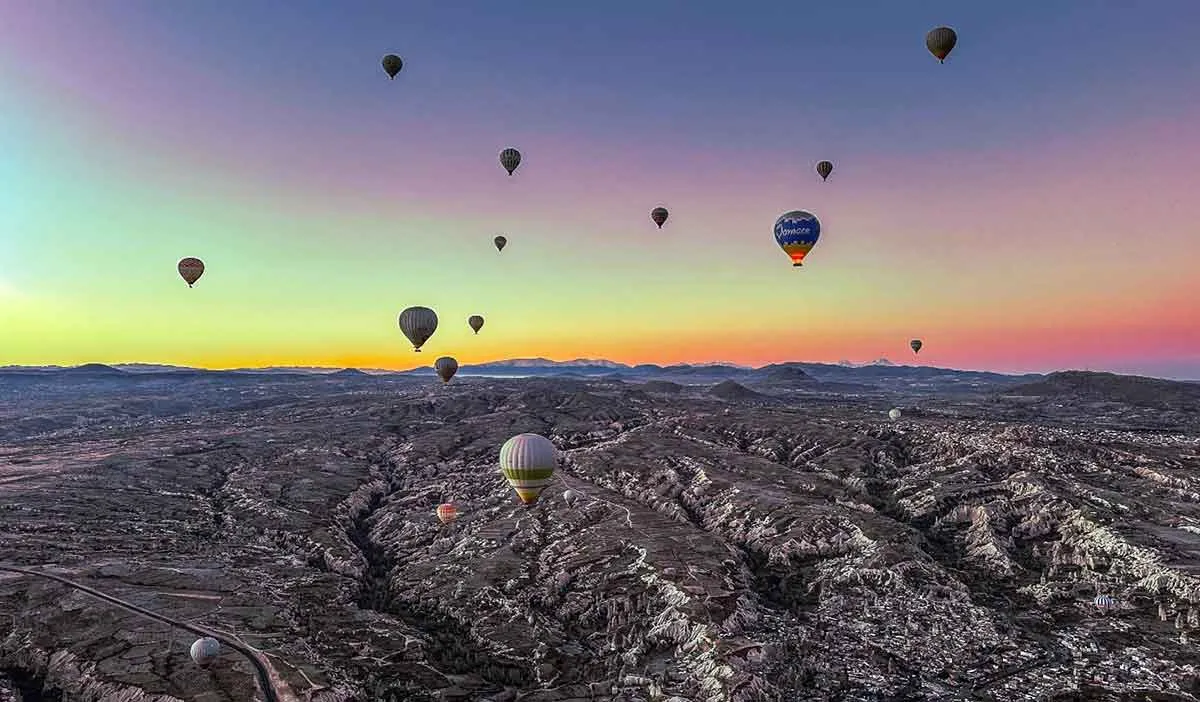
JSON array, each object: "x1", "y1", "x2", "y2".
[
  {"x1": 190, "y1": 637, "x2": 220, "y2": 667},
  {"x1": 499, "y1": 148, "x2": 521, "y2": 176},
  {"x1": 494, "y1": 235, "x2": 507, "y2": 252},
  {"x1": 563, "y1": 489, "x2": 580, "y2": 507},
  {"x1": 1094, "y1": 594, "x2": 1116, "y2": 612},
  {"x1": 910, "y1": 339, "x2": 923, "y2": 354},
  {"x1": 816, "y1": 160, "x2": 834, "y2": 181},
  {"x1": 468, "y1": 315, "x2": 484, "y2": 334},
  {"x1": 435, "y1": 356, "x2": 458, "y2": 383},
  {"x1": 925, "y1": 27, "x2": 957, "y2": 63},
  {"x1": 178, "y1": 257, "x2": 204, "y2": 288},
  {"x1": 436, "y1": 503, "x2": 458, "y2": 524},
  {"x1": 773, "y1": 210, "x2": 821, "y2": 267},
  {"x1": 399, "y1": 306, "x2": 438, "y2": 352},
  {"x1": 499, "y1": 433, "x2": 557, "y2": 506},
  {"x1": 381, "y1": 54, "x2": 403, "y2": 79},
  {"x1": 651, "y1": 207, "x2": 669, "y2": 229},
  {"x1": 888, "y1": 408, "x2": 902, "y2": 421}
]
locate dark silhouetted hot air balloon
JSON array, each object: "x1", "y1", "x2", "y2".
[
  {"x1": 651, "y1": 207, "x2": 669, "y2": 229},
  {"x1": 435, "y1": 356, "x2": 458, "y2": 383},
  {"x1": 382, "y1": 54, "x2": 403, "y2": 79},
  {"x1": 925, "y1": 27, "x2": 957, "y2": 63},
  {"x1": 399, "y1": 306, "x2": 438, "y2": 352},
  {"x1": 816, "y1": 160, "x2": 834, "y2": 181},
  {"x1": 178, "y1": 258, "x2": 204, "y2": 287},
  {"x1": 910, "y1": 339, "x2": 923, "y2": 354},
  {"x1": 499, "y1": 433, "x2": 557, "y2": 506},
  {"x1": 499, "y1": 148, "x2": 521, "y2": 176},
  {"x1": 773, "y1": 211, "x2": 821, "y2": 267},
  {"x1": 190, "y1": 637, "x2": 220, "y2": 667},
  {"x1": 468, "y1": 315, "x2": 484, "y2": 334},
  {"x1": 436, "y1": 503, "x2": 458, "y2": 524},
  {"x1": 494, "y1": 235, "x2": 507, "y2": 252}
]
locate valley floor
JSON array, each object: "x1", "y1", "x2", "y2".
[{"x1": 1, "y1": 375, "x2": 1199, "y2": 701}]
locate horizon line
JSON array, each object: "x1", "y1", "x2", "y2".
[{"x1": 1, "y1": 359, "x2": 1195, "y2": 383}]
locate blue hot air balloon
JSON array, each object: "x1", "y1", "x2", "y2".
[{"x1": 773, "y1": 210, "x2": 821, "y2": 267}]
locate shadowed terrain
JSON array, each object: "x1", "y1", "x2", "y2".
[{"x1": 1, "y1": 366, "x2": 1199, "y2": 701}]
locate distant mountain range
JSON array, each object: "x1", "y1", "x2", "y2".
[
  {"x1": 4, "y1": 361, "x2": 1199, "y2": 404},
  {"x1": 3, "y1": 358, "x2": 1195, "y2": 387},
  {"x1": 0, "y1": 358, "x2": 1040, "y2": 388}
]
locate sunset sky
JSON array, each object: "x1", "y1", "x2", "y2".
[{"x1": 1, "y1": 1, "x2": 1198, "y2": 378}]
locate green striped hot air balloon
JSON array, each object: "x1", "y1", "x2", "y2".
[{"x1": 499, "y1": 433, "x2": 557, "y2": 506}]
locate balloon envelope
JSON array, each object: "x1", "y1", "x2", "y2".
[
  {"x1": 468, "y1": 315, "x2": 484, "y2": 334},
  {"x1": 494, "y1": 235, "x2": 507, "y2": 252},
  {"x1": 925, "y1": 27, "x2": 957, "y2": 63},
  {"x1": 651, "y1": 207, "x2": 669, "y2": 229},
  {"x1": 888, "y1": 408, "x2": 902, "y2": 421},
  {"x1": 190, "y1": 637, "x2": 220, "y2": 666},
  {"x1": 499, "y1": 433, "x2": 557, "y2": 505},
  {"x1": 382, "y1": 54, "x2": 403, "y2": 78},
  {"x1": 910, "y1": 339, "x2": 923, "y2": 354},
  {"x1": 436, "y1": 503, "x2": 458, "y2": 524},
  {"x1": 816, "y1": 160, "x2": 833, "y2": 181},
  {"x1": 500, "y1": 148, "x2": 521, "y2": 175},
  {"x1": 435, "y1": 356, "x2": 458, "y2": 383},
  {"x1": 178, "y1": 257, "x2": 204, "y2": 287},
  {"x1": 773, "y1": 211, "x2": 821, "y2": 267},
  {"x1": 399, "y1": 307, "x2": 438, "y2": 351},
  {"x1": 563, "y1": 489, "x2": 580, "y2": 506}
]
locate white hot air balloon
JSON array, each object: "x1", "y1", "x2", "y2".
[
  {"x1": 563, "y1": 489, "x2": 580, "y2": 507},
  {"x1": 190, "y1": 637, "x2": 220, "y2": 666},
  {"x1": 499, "y1": 433, "x2": 557, "y2": 506},
  {"x1": 398, "y1": 306, "x2": 438, "y2": 352},
  {"x1": 888, "y1": 408, "x2": 902, "y2": 421}
]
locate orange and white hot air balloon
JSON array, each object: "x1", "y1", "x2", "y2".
[{"x1": 436, "y1": 503, "x2": 458, "y2": 524}]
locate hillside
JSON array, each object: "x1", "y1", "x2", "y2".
[
  {"x1": 708, "y1": 380, "x2": 767, "y2": 401},
  {"x1": 756, "y1": 363, "x2": 815, "y2": 383},
  {"x1": 1005, "y1": 371, "x2": 1200, "y2": 410}
]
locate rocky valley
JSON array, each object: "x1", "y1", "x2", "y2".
[{"x1": 1, "y1": 364, "x2": 1199, "y2": 701}]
